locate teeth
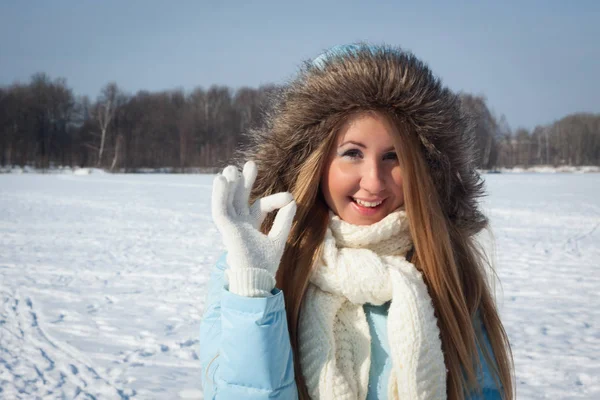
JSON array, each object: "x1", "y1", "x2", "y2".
[{"x1": 354, "y1": 198, "x2": 383, "y2": 208}]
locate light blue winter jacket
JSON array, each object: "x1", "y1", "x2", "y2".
[{"x1": 200, "y1": 255, "x2": 503, "y2": 399}]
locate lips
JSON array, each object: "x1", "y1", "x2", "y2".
[
  {"x1": 349, "y1": 197, "x2": 386, "y2": 217},
  {"x1": 352, "y1": 197, "x2": 384, "y2": 208}
]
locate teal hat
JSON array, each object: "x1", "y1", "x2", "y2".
[{"x1": 311, "y1": 43, "x2": 383, "y2": 69}]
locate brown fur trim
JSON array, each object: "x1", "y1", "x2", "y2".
[{"x1": 239, "y1": 44, "x2": 487, "y2": 236}]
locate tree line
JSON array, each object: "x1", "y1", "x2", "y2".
[{"x1": 1, "y1": 73, "x2": 599, "y2": 171}]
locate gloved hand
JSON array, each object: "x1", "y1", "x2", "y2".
[{"x1": 212, "y1": 160, "x2": 297, "y2": 297}]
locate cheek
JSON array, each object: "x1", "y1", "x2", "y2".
[
  {"x1": 391, "y1": 168, "x2": 405, "y2": 202},
  {"x1": 322, "y1": 163, "x2": 357, "y2": 202}
]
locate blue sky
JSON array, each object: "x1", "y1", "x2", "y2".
[{"x1": 1, "y1": 0, "x2": 598, "y2": 130}]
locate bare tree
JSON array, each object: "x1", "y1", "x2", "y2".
[
  {"x1": 459, "y1": 94, "x2": 500, "y2": 169},
  {"x1": 110, "y1": 134, "x2": 123, "y2": 171},
  {"x1": 92, "y1": 82, "x2": 120, "y2": 167}
]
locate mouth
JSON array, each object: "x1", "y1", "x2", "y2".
[
  {"x1": 350, "y1": 197, "x2": 386, "y2": 215},
  {"x1": 352, "y1": 198, "x2": 384, "y2": 208}
]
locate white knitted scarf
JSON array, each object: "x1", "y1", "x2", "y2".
[{"x1": 298, "y1": 210, "x2": 447, "y2": 399}]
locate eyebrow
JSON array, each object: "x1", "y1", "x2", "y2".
[{"x1": 338, "y1": 140, "x2": 395, "y2": 152}]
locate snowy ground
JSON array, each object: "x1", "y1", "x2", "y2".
[{"x1": 1, "y1": 173, "x2": 599, "y2": 399}]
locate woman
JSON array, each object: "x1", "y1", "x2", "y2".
[{"x1": 200, "y1": 44, "x2": 514, "y2": 399}]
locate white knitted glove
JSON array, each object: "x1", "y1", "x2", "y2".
[{"x1": 212, "y1": 161, "x2": 297, "y2": 297}]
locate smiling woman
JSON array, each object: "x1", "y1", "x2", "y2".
[
  {"x1": 200, "y1": 43, "x2": 514, "y2": 400},
  {"x1": 321, "y1": 112, "x2": 405, "y2": 226}
]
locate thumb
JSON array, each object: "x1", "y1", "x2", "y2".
[{"x1": 268, "y1": 200, "x2": 297, "y2": 243}]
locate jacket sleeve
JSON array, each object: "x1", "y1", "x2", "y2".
[
  {"x1": 466, "y1": 317, "x2": 505, "y2": 400},
  {"x1": 199, "y1": 254, "x2": 298, "y2": 399}
]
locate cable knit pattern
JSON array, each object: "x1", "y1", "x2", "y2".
[{"x1": 299, "y1": 210, "x2": 446, "y2": 399}]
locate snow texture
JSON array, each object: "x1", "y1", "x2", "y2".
[{"x1": 1, "y1": 173, "x2": 599, "y2": 399}]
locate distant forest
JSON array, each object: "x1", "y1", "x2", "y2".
[{"x1": 1, "y1": 73, "x2": 599, "y2": 171}]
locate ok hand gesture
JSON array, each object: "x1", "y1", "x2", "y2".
[{"x1": 211, "y1": 161, "x2": 297, "y2": 296}]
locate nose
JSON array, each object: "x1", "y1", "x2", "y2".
[{"x1": 360, "y1": 161, "x2": 385, "y2": 194}]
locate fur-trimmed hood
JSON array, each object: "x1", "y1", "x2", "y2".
[{"x1": 241, "y1": 43, "x2": 486, "y2": 235}]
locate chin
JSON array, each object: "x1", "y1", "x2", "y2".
[{"x1": 340, "y1": 207, "x2": 390, "y2": 226}]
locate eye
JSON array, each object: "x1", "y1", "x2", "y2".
[
  {"x1": 383, "y1": 151, "x2": 398, "y2": 161},
  {"x1": 340, "y1": 149, "x2": 363, "y2": 159}
]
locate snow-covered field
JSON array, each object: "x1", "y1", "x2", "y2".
[{"x1": 1, "y1": 173, "x2": 599, "y2": 399}]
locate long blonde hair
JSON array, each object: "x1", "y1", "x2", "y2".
[{"x1": 255, "y1": 110, "x2": 514, "y2": 400}]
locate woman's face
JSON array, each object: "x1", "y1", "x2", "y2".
[{"x1": 321, "y1": 113, "x2": 405, "y2": 225}]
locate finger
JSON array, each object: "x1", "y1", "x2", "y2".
[
  {"x1": 222, "y1": 165, "x2": 239, "y2": 216},
  {"x1": 250, "y1": 192, "x2": 294, "y2": 227},
  {"x1": 211, "y1": 175, "x2": 230, "y2": 226},
  {"x1": 268, "y1": 200, "x2": 297, "y2": 243},
  {"x1": 234, "y1": 161, "x2": 257, "y2": 215}
]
